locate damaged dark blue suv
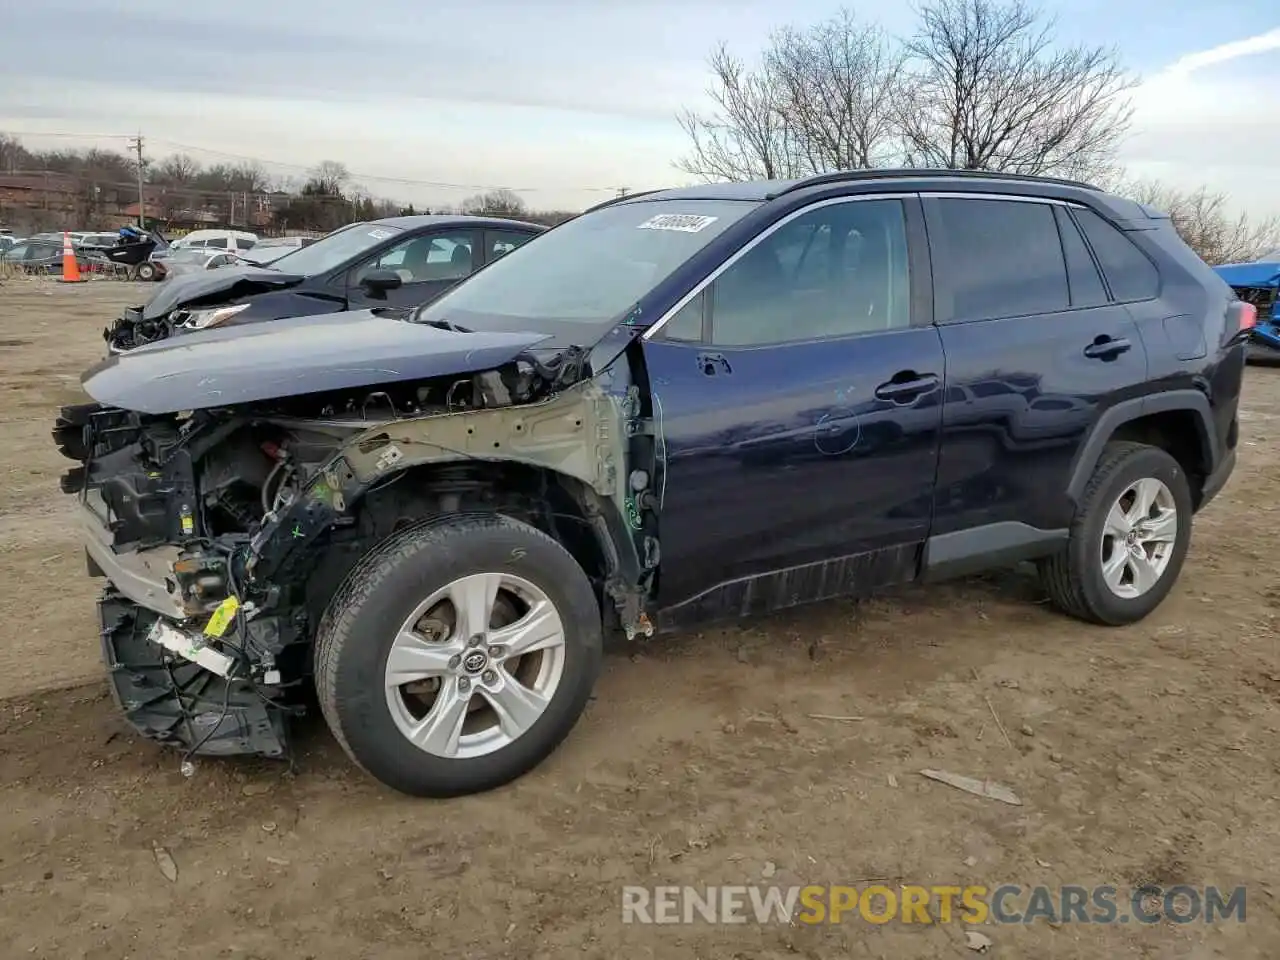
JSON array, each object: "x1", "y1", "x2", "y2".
[{"x1": 56, "y1": 169, "x2": 1248, "y2": 798}]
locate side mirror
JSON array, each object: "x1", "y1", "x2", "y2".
[{"x1": 359, "y1": 269, "x2": 403, "y2": 297}]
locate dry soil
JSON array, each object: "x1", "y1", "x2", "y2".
[{"x1": 1, "y1": 278, "x2": 1279, "y2": 959}]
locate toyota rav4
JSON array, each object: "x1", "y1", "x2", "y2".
[{"x1": 54, "y1": 169, "x2": 1249, "y2": 798}]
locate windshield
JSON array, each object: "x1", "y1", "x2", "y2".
[
  {"x1": 413, "y1": 199, "x2": 758, "y2": 330},
  {"x1": 266, "y1": 222, "x2": 404, "y2": 275}
]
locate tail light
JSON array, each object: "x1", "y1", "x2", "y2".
[{"x1": 1239, "y1": 302, "x2": 1258, "y2": 331}]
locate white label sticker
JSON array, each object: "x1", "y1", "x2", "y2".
[
  {"x1": 368, "y1": 228, "x2": 393, "y2": 240},
  {"x1": 637, "y1": 214, "x2": 719, "y2": 234}
]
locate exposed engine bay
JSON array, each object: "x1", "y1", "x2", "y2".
[{"x1": 56, "y1": 343, "x2": 658, "y2": 761}]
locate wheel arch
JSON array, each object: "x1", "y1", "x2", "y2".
[
  {"x1": 1067, "y1": 391, "x2": 1217, "y2": 510},
  {"x1": 245, "y1": 379, "x2": 651, "y2": 635}
]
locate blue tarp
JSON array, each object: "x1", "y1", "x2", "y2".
[{"x1": 1214, "y1": 261, "x2": 1280, "y2": 288}]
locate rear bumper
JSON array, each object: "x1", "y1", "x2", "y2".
[{"x1": 1199, "y1": 448, "x2": 1236, "y2": 510}]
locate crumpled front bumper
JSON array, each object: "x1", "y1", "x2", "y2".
[
  {"x1": 82, "y1": 492, "x2": 291, "y2": 759},
  {"x1": 79, "y1": 491, "x2": 186, "y2": 619},
  {"x1": 98, "y1": 590, "x2": 289, "y2": 758}
]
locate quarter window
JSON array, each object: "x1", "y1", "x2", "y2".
[
  {"x1": 706, "y1": 198, "x2": 911, "y2": 346},
  {"x1": 486, "y1": 230, "x2": 534, "y2": 261},
  {"x1": 1072, "y1": 208, "x2": 1159, "y2": 302}
]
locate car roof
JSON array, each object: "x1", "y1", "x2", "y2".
[
  {"x1": 604, "y1": 168, "x2": 1153, "y2": 227},
  {"x1": 369, "y1": 214, "x2": 546, "y2": 231}
]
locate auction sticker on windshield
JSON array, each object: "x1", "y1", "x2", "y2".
[
  {"x1": 368, "y1": 229, "x2": 394, "y2": 240},
  {"x1": 637, "y1": 214, "x2": 719, "y2": 233}
]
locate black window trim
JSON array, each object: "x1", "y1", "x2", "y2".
[
  {"x1": 645, "y1": 192, "x2": 927, "y2": 348},
  {"x1": 1052, "y1": 203, "x2": 1108, "y2": 309},
  {"x1": 923, "y1": 192, "x2": 1103, "y2": 324},
  {"x1": 1065, "y1": 205, "x2": 1162, "y2": 305}
]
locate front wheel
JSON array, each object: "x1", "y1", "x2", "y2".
[
  {"x1": 1038, "y1": 441, "x2": 1193, "y2": 625},
  {"x1": 315, "y1": 514, "x2": 603, "y2": 797}
]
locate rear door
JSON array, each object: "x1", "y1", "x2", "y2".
[
  {"x1": 641, "y1": 195, "x2": 946, "y2": 624},
  {"x1": 922, "y1": 194, "x2": 1148, "y2": 566}
]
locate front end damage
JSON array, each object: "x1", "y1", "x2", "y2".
[{"x1": 56, "y1": 345, "x2": 659, "y2": 761}]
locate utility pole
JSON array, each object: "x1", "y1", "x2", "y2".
[
  {"x1": 616, "y1": 187, "x2": 629, "y2": 198},
  {"x1": 128, "y1": 133, "x2": 146, "y2": 228}
]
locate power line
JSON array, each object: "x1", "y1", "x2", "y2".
[{"x1": 2, "y1": 129, "x2": 624, "y2": 195}]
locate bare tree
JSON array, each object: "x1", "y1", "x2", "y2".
[
  {"x1": 1119, "y1": 179, "x2": 1280, "y2": 265},
  {"x1": 309, "y1": 160, "x2": 350, "y2": 196},
  {"x1": 675, "y1": 43, "x2": 805, "y2": 182},
  {"x1": 897, "y1": 0, "x2": 1134, "y2": 180},
  {"x1": 460, "y1": 188, "x2": 528, "y2": 217},
  {"x1": 154, "y1": 153, "x2": 201, "y2": 184},
  {"x1": 766, "y1": 10, "x2": 903, "y2": 171}
]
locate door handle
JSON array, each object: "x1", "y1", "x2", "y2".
[
  {"x1": 874, "y1": 372, "x2": 939, "y2": 402},
  {"x1": 697, "y1": 352, "x2": 732, "y2": 376},
  {"x1": 1083, "y1": 336, "x2": 1131, "y2": 360}
]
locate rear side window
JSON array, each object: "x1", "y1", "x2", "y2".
[
  {"x1": 1071, "y1": 208, "x2": 1159, "y2": 302},
  {"x1": 934, "y1": 198, "x2": 1069, "y2": 321},
  {"x1": 1053, "y1": 206, "x2": 1108, "y2": 308},
  {"x1": 206, "y1": 237, "x2": 228, "y2": 249}
]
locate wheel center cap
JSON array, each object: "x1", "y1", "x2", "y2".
[{"x1": 461, "y1": 651, "x2": 489, "y2": 674}]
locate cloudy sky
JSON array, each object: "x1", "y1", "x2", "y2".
[{"x1": 2, "y1": 0, "x2": 1278, "y2": 213}]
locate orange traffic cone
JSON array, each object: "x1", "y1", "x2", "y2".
[{"x1": 58, "y1": 231, "x2": 85, "y2": 283}]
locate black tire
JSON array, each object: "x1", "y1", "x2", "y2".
[
  {"x1": 315, "y1": 514, "x2": 602, "y2": 797},
  {"x1": 1038, "y1": 441, "x2": 1194, "y2": 626}
]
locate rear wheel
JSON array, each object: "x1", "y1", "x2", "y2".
[
  {"x1": 135, "y1": 262, "x2": 157, "y2": 281},
  {"x1": 1039, "y1": 442, "x2": 1193, "y2": 625},
  {"x1": 315, "y1": 514, "x2": 602, "y2": 797}
]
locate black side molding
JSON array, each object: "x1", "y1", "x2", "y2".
[
  {"x1": 922, "y1": 522, "x2": 1068, "y2": 582},
  {"x1": 1065, "y1": 391, "x2": 1217, "y2": 505}
]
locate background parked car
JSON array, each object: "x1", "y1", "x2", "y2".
[
  {"x1": 167, "y1": 229, "x2": 259, "y2": 256},
  {"x1": 237, "y1": 235, "x2": 316, "y2": 266},
  {"x1": 105, "y1": 214, "x2": 547, "y2": 351},
  {"x1": 0, "y1": 238, "x2": 102, "y2": 275},
  {"x1": 148, "y1": 247, "x2": 245, "y2": 281},
  {"x1": 1213, "y1": 260, "x2": 1280, "y2": 364}
]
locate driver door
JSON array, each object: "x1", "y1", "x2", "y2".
[{"x1": 349, "y1": 229, "x2": 480, "y2": 308}]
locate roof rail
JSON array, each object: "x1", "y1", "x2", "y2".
[
  {"x1": 768, "y1": 167, "x2": 1101, "y2": 198},
  {"x1": 581, "y1": 189, "x2": 664, "y2": 215}
]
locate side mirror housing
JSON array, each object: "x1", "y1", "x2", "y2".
[{"x1": 360, "y1": 269, "x2": 403, "y2": 297}]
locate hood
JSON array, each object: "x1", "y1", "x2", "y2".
[
  {"x1": 141, "y1": 265, "x2": 305, "y2": 320},
  {"x1": 82, "y1": 308, "x2": 554, "y2": 415}
]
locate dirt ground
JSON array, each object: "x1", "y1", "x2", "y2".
[{"x1": 1, "y1": 278, "x2": 1279, "y2": 959}]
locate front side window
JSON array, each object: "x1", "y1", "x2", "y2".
[
  {"x1": 935, "y1": 198, "x2": 1069, "y2": 321},
  {"x1": 412, "y1": 199, "x2": 758, "y2": 331},
  {"x1": 707, "y1": 198, "x2": 911, "y2": 346},
  {"x1": 355, "y1": 231, "x2": 476, "y2": 284}
]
